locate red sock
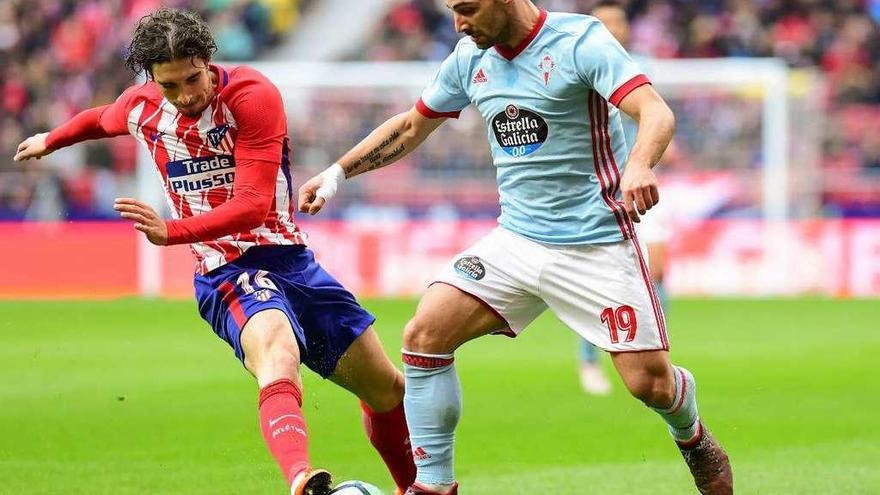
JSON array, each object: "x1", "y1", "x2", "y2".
[
  {"x1": 361, "y1": 400, "x2": 416, "y2": 491},
  {"x1": 259, "y1": 379, "x2": 311, "y2": 485}
]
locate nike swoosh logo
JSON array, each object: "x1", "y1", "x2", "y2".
[{"x1": 269, "y1": 414, "x2": 302, "y2": 427}]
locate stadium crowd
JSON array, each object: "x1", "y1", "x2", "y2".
[
  {"x1": 2, "y1": 0, "x2": 879, "y2": 219},
  {"x1": 0, "y1": 0, "x2": 304, "y2": 219}
]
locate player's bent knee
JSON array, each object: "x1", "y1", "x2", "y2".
[
  {"x1": 403, "y1": 316, "x2": 453, "y2": 354},
  {"x1": 626, "y1": 376, "x2": 675, "y2": 408}
]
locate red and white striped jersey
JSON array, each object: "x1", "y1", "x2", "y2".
[{"x1": 104, "y1": 65, "x2": 305, "y2": 274}]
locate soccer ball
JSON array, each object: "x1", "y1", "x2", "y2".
[{"x1": 330, "y1": 480, "x2": 386, "y2": 495}]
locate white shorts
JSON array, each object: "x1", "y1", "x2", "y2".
[{"x1": 434, "y1": 227, "x2": 668, "y2": 352}]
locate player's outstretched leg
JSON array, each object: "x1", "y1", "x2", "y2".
[
  {"x1": 329, "y1": 327, "x2": 416, "y2": 494},
  {"x1": 242, "y1": 310, "x2": 333, "y2": 495},
  {"x1": 611, "y1": 351, "x2": 733, "y2": 494},
  {"x1": 401, "y1": 350, "x2": 461, "y2": 495},
  {"x1": 360, "y1": 401, "x2": 415, "y2": 495},
  {"x1": 400, "y1": 283, "x2": 505, "y2": 495}
]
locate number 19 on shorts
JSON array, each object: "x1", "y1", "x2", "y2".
[{"x1": 601, "y1": 305, "x2": 638, "y2": 344}]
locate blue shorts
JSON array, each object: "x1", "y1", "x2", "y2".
[{"x1": 194, "y1": 245, "x2": 375, "y2": 378}]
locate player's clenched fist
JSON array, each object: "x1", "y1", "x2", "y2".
[
  {"x1": 619, "y1": 162, "x2": 660, "y2": 223},
  {"x1": 297, "y1": 175, "x2": 327, "y2": 215},
  {"x1": 113, "y1": 197, "x2": 168, "y2": 246},
  {"x1": 13, "y1": 133, "x2": 52, "y2": 162},
  {"x1": 297, "y1": 163, "x2": 345, "y2": 215}
]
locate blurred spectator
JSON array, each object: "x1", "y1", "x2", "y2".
[{"x1": 6, "y1": 0, "x2": 880, "y2": 219}]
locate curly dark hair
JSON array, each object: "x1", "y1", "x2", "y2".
[{"x1": 125, "y1": 8, "x2": 218, "y2": 78}]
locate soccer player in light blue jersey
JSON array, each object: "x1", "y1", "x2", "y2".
[
  {"x1": 575, "y1": 0, "x2": 675, "y2": 397},
  {"x1": 299, "y1": 1, "x2": 732, "y2": 494}
]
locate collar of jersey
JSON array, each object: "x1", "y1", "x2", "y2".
[
  {"x1": 210, "y1": 64, "x2": 229, "y2": 93},
  {"x1": 494, "y1": 9, "x2": 547, "y2": 61}
]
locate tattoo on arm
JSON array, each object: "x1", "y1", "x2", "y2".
[{"x1": 348, "y1": 130, "x2": 404, "y2": 175}]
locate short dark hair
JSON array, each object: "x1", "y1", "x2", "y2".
[{"x1": 125, "y1": 8, "x2": 217, "y2": 78}]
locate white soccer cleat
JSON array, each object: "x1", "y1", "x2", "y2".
[{"x1": 579, "y1": 362, "x2": 612, "y2": 395}]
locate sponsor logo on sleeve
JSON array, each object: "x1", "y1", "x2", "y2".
[
  {"x1": 166, "y1": 155, "x2": 236, "y2": 194},
  {"x1": 454, "y1": 256, "x2": 486, "y2": 280},
  {"x1": 491, "y1": 104, "x2": 548, "y2": 157}
]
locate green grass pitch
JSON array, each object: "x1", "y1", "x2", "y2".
[{"x1": 1, "y1": 298, "x2": 878, "y2": 494}]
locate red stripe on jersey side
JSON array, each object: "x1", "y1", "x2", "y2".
[
  {"x1": 415, "y1": 98, "x2": 461, "y2": 119},
  {"x1": 596, "y1": 92, "x2": 630, "y2": 236},
  {"x1": 588, "y1": 91, "x2": 628, "y2": 238},
  {"x1": 218, "y1": 280, "x2": 247, "y2": 328},
  {"x1": 600, "y1": 98, "x2": 623, "y2": 196},
  {"x1": 629, "y1": 231, "x2": 669, "y2": 349},
  {"x1": 595, "y1": 97, "x2": 665, "y2": 344},
  {"x1": 402, "y1": 352, "x2": 454, "y2": 369},
  {"x1": 599, "y1": 95, "x2": 637, "y2": 239},
  {"x1": 609, "y1": 74, "x2": 651, "y2": 107}
]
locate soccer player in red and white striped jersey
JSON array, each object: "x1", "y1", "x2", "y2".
[{"x1": 15, "y1": 8, "x2": 414, "y2": 495}]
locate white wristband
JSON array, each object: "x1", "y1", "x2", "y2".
[{"x1": 315, "y1": 163, "x2": 345, "y2": 202}]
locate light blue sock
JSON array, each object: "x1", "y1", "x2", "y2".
[
  {"x1": 402, "y1": 351, "x2": 462, "y2": 486},
  {"x1": 579, "y1": 338, "x2": 600, "y2": 364},
  {"x1": 655, "y1": 281, "x2": 669, "y2": 314},
  {"x1": 652, "y1": 366, "x2": 700, "y2": 443}
]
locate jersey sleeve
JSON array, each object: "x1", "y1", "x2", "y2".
[
  {"x1": 229, "y1": 76, "x2": 286, "y2": 163},
  {"x1": 573, "y1": 20, "x2": 650, "y2": 107},
  {"x1": 416, "y1": 49, "x2": 469, "y2": 119},
  {"x1": 45, "y1": 85, "x2": 138, "y2": 149}
]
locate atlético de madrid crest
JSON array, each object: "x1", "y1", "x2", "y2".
[
  {"x1": 538, "y1": 54, "x2": 555, "y2": 86},
  {"x1": 207, "y1": 123, "x2": 230, "y2": 147}
]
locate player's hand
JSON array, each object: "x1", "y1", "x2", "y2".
[
  {"x1": 13, "y1": 133, "x2": 52, "y2": 162},
  {"x1": 619, "y1": 162, "x2": 659, "y2": 223},
  {"x1": 298, "y1": 174, "x2": 327, "y2": 215},
  {"x1": 113, "y1": 198, "x2": 168, "y2": 246},
  {"x1": 298, "y1": 163, "x2": 345, "y2": 216}
]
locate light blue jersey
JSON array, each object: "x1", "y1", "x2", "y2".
[{"x1": 418, "y1": 10, "x2": 649, "y2": 244}]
